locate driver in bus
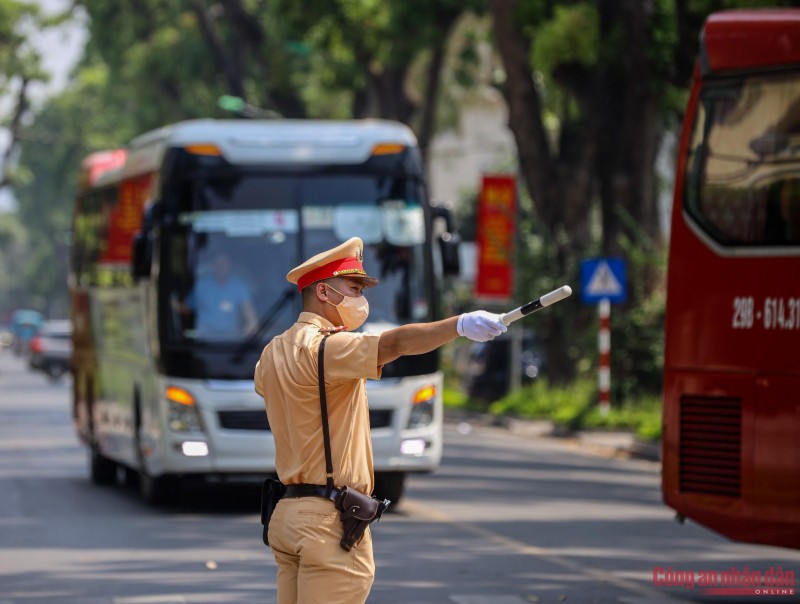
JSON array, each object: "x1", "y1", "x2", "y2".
[
  {"x1": 254, "y1": 236, "x2": 507, "y2": 604},
  {"x1": 179, "y1": 251, "x2": 258, "y2": 339}
]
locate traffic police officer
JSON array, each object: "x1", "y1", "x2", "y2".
[{"x1": 254, "y1": 237, "x2": 507, "y2": 604}]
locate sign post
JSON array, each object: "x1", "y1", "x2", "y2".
[{"x1": 580, "y1": 258, "x2": 627, "y2": 415}]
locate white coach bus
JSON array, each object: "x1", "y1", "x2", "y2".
[{"x1": 70, "y1": 119, "x2": 459, "y2": 504}]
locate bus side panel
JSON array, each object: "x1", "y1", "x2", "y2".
[
  {"x1": 664, "y1": 211, "x2": 800, "y2": 548},
  {"x1": 662, "y1": 371, "x2": 755, "y2": 543},
  {"x1": 70, "y1": 288, "x2": 92, "y2": 445},
  {"x1": 91, "y1": 285, "x2": 152, "y2": 468},
  {"x1": 663, "y1": 65, "x2": 800, "y2": 548},
  {"x1": 752, "y1": 375, "x2": 800, "y2": 546},
  {"x1": 664, "y1": 371, "x2": 800, "y2": 548}
]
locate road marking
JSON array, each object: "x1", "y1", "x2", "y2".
[
  {"x1": 403, "y1": 499, "x2": 669, "y2": 602},
  {"x1": 451, "y1": 597, "x2": 530, "y2": 604},
  {"x1": 113, "y1": 597, "x2": 187, "y2": 604}
]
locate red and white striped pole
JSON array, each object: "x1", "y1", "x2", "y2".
[{"x1": 598, "y1": 298, "x2": 611, "y2": 415}]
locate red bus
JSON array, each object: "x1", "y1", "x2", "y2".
[{"x1": 662, "y1": 9, "x2": 800, "y2": 549}]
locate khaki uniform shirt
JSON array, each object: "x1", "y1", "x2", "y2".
[{"x1": 254, "y1": 312, "x2": 382, "y2": 495}]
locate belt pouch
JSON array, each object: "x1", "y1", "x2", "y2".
[
  {"x1": 260, "y1": 477, "x2": 286, "y2": 547},
  {"x1": 335, "y1": 486, "x2": 389, "y2": 552}
]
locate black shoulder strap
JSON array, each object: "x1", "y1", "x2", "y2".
[{"x1": 318, "y1": 335, "x2": 335, "y2": 497}]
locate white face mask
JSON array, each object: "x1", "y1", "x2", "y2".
[{"x1": 326, "y1": 285, "x2": 369, "y2": 330}]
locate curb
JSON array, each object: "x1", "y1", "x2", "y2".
[{"x1": 444, "y1": 409, "x2": 661, "y2": 462}]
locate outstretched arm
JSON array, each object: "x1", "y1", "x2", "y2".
[
  {"x1": 377, "y1": 311, "x2": 507, "y2": 366},
  {"x1": 377, "y1": 317, "x2": 458, "y2": 366}
]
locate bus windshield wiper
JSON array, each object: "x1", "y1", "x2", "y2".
[{"x1": 233, "y1": 287, "x2": 295, "y2": 360}]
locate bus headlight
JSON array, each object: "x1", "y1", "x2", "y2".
[
  {"x1": 179, "y1": 441, "x2": 209, "y2": 457},
  {"x1": 407, "y1": 384, "x2": 436, "y2": 429},
  {"x1": 166, "y1": 386, "x2": 204, "y2": 433}
]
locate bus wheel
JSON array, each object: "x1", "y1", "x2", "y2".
[
  {"x1": 89, "y1": 444, "x2": 117, "y2": 485},
  {"x1": 138, "y1": 469, "x2": 178, "y2": 505},
  {"x1": 373, "y1": 472, "x2": 405, "y2": 506},
  {"x1": 121, "y1": 465, "x2": 138, "y2": 488},
  {"x1": 135, "y1": 438, "x2": 178, "y2": 504}
]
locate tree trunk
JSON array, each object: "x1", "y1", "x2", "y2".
[
  {"x1": 190, "y1": 0, "x2": 247, "y2": 99},
  {"x1": 417, "y1": 9, "x2": 464, "y2": 173},
  {"x1": 370, "y1": 64, "x2": 416, "y2": 123},
  {"x1": 488, "y1": 0, "x2": 556, "y2": 224},
  {"x1": 489, "y1": 0, "x2": 597, "y2": 383},
  {"x1": 0, "y1": 78, "x2": 30, "y2": 189},
  {"x1": 417, "y1": 40, "x2": 446, "y2": 174},
  {"x1": 593, "y1": 0, "x2": 662, "y2": 257}
]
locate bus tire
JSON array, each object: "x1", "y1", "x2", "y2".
[
  {"x1": 89, "y1": 444, "x2": 117, "y2": 485},
  {"x1": 373, "y1": 471, "x2": 405, "y2": 506},
  {"x1": 122, "y1": 465, "x2": 139, "y2": 488},
  {"x1": 135, "y1": 430, "x2": 178, "y2": 504},
  {"x1": 138, "y1": 469, "x2": 178, "y2": 505}
]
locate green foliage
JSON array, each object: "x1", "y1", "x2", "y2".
[
  {"x1": 8, "y1": 1, "x2": 493, "y2": 316},
  {"x1": 11, "y1": 60, "x2": 138, "y2": 316},
  {"x1": 489, "y1": 378, "x2": 662, "y2": 441},
  {"x1": 581, "y1": 393, "x2": 663, "y2": 441},
  {"x1": 443, "y1": 385, "x2": 469, "y2": 409},
  {"x1": 0, "y1": 214, "x2": 29, "y2": 312},
  {"x1": 0, "y1": 0, "x2": 46, "y2": 85},
  {"x1": 531, "y1": 3, "x2": 599, "y2": 77},
  {"x1": 78, "y1": 1, "x2": 231, "y2": 128},
  {"x1": 607, "y1": 220, "x2": 668, "y2": 400},
  {"x1": 490, "y1": 378, "x2": 596, "y2": 429},
  {"x1": 12, "y1": 0, "x2": 788, "y2": 391},
  {"x1": 514, "y1": 189, "x2": 594, "y2": 378},
  {"x1": 610, "y1": 285, "x2": 666, "y2": 401}
]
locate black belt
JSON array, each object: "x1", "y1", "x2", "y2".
[{"x1": 283, "y1": 483, "x2": 341, "y2": 502}]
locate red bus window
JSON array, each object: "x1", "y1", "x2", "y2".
[{"x1": 685, "y1": 71, "x2": 800, "y2": 247}]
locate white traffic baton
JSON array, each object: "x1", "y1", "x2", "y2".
[{"x1": 499, "y1": 285, "x2": 573, "y2": 326}]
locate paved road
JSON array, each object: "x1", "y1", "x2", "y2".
[{"x1": 1, "y1": 349, "x2": 799, "y2": 603}]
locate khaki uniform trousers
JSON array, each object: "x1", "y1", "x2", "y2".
[{"x1": 269, "y1": 496, "x2": 375, "y2": 604}]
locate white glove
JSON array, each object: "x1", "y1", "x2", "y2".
[{"x1": 457, "y1": 311, "x2": 508, "y2": 342}]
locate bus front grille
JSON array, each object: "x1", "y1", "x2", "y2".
[
  {"x1": 679, "y1": 396, "x2": 742, "y2": 497},
  {"x1": 218, "y1": 409, "x2": 394, "y2": 431},
  {"x1": 218, "y1": 410, "x2": 270, "y2": 431},
  {"x1": 368, "y1": 409, "x2": 393, "y2": 429}
]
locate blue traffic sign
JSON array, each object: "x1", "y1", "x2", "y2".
[{"x1": 580, "y1": 257, "x2": 627, "y2": 304}]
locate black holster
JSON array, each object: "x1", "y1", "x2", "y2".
[
  {"x1": 335, "y1": 486, "x2": 390, "y2": 551},
  {"x1": 260, "y1": 477, "x2": 286, "y2": 547}
]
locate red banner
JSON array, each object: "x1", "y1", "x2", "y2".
[
  {"x1": 100, "y1": 173, "x2": 152, "y2": 265},
  {"x1": 475, "y1": 174, "x2": 516, "y2": 300}
]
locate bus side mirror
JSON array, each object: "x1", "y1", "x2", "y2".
[
  {"x1": 131, "y1": 201, "x2": 160, "y2": 280},
  {"x1": 439, "y1": 232, "x2": 461, "y2": 276},
  {"x1": 132, "y1": 232, "x2": 151, "y2": 279},
  {"x1": 431, "y1": 202, "x2": 461, "y2": 276}
]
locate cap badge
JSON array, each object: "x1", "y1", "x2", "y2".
[{"x1": 356, "y1": 247, "x2": 363, "y2": 262}]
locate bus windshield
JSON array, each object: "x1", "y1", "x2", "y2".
[
  {"x1": 685, "y1": 70, "x2": 800, "y2": 246},
  {"x1": 165, "y1": 173, "x2": 429, "y2": 345}
]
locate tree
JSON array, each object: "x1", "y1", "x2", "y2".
[
  {"x1": 14, "y1": 1, "x2": 490, "y2": 316},
  {"x1": 12, "y1": 62, "x2": 138, "y2": 316},
  {"x1": 273, "y1": 0, "x2": 484, "y2": 164},
  {"x1": 0, "y1": 0, "x2": 53, "y2": 189},
  {"x1": 488, "y1": 0, "x2": 596, "y2": 383},
  {"x1": 487, "y1": 0, "x2": 797, "y2": 389},
  {"x1": 77, "y1": 0, "x2": 485, "y2": 164}
]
